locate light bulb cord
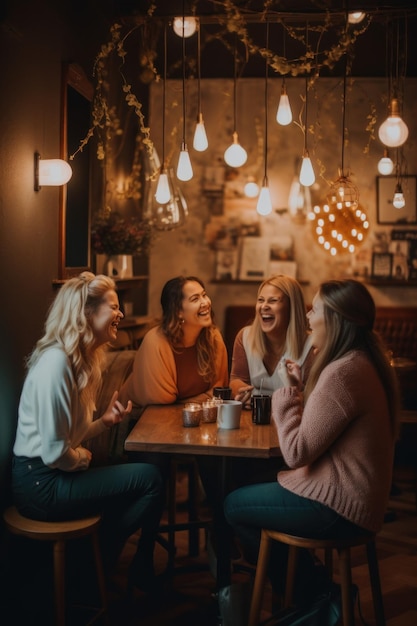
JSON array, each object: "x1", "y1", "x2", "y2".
[
  {"x1": 233, "y1": 34, "x2": 237, "y2": 133},
  {"x1": 263, "y1": 20, "x2": 269, "y2": 178},
  {"x1": 181, "y1": 0, "x2": 186, "y2": 143},
  {"x1": 162, "y1": 22, "x2": 167, "y2": 169},
  {"x1": 197, "y1": 22, "x2": 201, "y2": 114}
]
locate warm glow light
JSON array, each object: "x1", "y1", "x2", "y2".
[
  {"x1": 299, "y1": 152, "x2": 315, "y2": 187},
  {"x1": 256, "y1": 178, "x2": 273, "y2": 215},
  {"x1": 244, "y1": 178, "x2": 259, "y2": 198},
  {"x1": 377, "y1": 152, "x2": 394, "y2": 175},
  {"x1": 224, "y1": 131, "x2": 247, "y2": 167},
  {"x1": 348, "y1": 12, "x2": 366, "y2": 24},
  {"x1": 173, "y1": 16, "x2": 197, "y2": 38},
  {"x1": 393, "y1": 184, "x2": 406, "y2": 209},
  {"x1": 35, "y1": 153, "x2": 72, "y2": 190},
  {"x1": 276, "y1": 86, "x2": 292, "y2": 126},
  {"x1": 193, "y1": 114, "x2": 208, "y2": 151},
  {"x1": 177, "y1": 143, "x2": 193, "y2": 181},
  {"x1": 155, "y1": 170, "x2": 170, "y2": 204},
  {"x1": 378, "y1": 99, "x2": 409, "y2": 147}
]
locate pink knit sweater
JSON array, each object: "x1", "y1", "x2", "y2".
[{"x1": 272, "y1": 350, "x2": 396, "y2": 532}]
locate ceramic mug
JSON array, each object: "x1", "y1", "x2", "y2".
[{"x1": 217, "y1": 400, "x2": 242, "y2": 430}]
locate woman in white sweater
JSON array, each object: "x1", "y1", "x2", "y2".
[
  {"x1": 224, "y1": 279, "x2": 399, "y2": 607},
  {"x1": 12, "y1": 272, "x2": 164, "y2": 592}
]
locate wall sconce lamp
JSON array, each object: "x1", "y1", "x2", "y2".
[{"x1": 34, "y1": 152, "x2": 72, "y2": 191}]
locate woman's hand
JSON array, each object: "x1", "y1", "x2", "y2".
[
  {"x1": 101, "y1": 391, "x2": 133, "y2": 428},
  {"x1": 278, "y1": 359, "x2": 303, "y2": 390},
  {"x1": 234, "y1": 385, "x2": 254, "y2": 408},
  {"x1": 76, "y1": 446, "x2": 92, "y2": 470}
]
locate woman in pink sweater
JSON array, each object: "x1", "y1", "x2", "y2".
[{"x1": 224, "y1": 279, "x2": 399, "y2": 606}]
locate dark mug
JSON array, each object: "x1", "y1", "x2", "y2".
[
  {"x1": 213, "y1": 386, "x2": 232, "y2": 400},
  {"x1": 252, "y1": 394, "x2": 271, "y2": 425}
]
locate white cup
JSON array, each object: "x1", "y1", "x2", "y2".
[{"x1": 217, "y1": 400, "x2": 242, "y2": 430}]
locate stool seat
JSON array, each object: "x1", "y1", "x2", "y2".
[
  {"x1": 248, "y1": 528, "x2": 386, "y2": 626},
  {"x1": 3, "y1": 506, "x2": 108, "y2": 626}
]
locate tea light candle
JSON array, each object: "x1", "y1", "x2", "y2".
[
  {"x1": 201, "y1": 399, "x2": 218, "y2": 424},
  {"x1": 182, "y1": 402, "x2": 202, "y2": 428}
]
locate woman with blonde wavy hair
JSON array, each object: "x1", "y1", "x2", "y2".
[
  {"x1": 12, "y1": 272, "x2": 164, "y2": 592},
  {"x1": 230, "y1": 274, "x2": 314, "y2": 405}
]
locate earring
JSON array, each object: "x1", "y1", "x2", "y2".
[{"x1": 180, "y1": 318, "x2": 185, "y2": 324}]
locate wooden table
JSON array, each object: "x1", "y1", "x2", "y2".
[{"x1": 125, "y1": 404, "x2": 280, "y2": 590}]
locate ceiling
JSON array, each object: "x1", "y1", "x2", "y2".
[{"x1": 96, "y1": 1, "x2": 417, "y2": 80}]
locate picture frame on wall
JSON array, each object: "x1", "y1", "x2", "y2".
[
  {"x1": 376, "y1": 175, "x2": 417, "y2": 225},
  {"x1": 371, "y1": 252, "x2": 393, "y2": 279}
]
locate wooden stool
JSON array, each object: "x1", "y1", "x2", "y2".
[
  {"x1": 3, "y1": 506, "x2": 108, "y2": 626},
  {"x1": 248, "y1": 529, "x2": 386, "y2": 626}
]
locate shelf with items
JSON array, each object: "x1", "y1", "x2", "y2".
[
  {"x1": 366, "y1": 278, "x2": 417, "y2": 287},
  {"x1": 211, "y1": 279, "x2": 310, "y2": 285}
]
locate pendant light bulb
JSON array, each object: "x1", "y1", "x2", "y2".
[
  {"x1": 378, "y1": 99, "x2": 409, "y2": 147},
  {"x1": 193, "y1": 114, "x2": 208, "y2": 151},
  {"x1": 224, "y1": 131, "x2": 247, "y2": 168},
  {"x1": 155, "y1": 170, "x2": 171, "y2": 204},
  {"x1": 348, "y1": 12, "x2": 366, "y2": 24},
  {"x1": 256, "y1": 177, "x2": 273, "y2": 215},
  {"x1": 276, "y1": 85, "x2": 292, "y2": 126},
  {"x1": 377, "y1": 151, "x2": 394, "y2": 175},
  {"x1": 393, "y1": 184, "x2": 405, "y2": 209},
  {"x1": 244, "y1": 177, "x2": 260, "y2": 198},
  {"x1": 177, "y1": 143, "x2": 193, "y2": 181},
  {"x1": 173, "y1": 16, "x2": 197, "y2": 38},
  {"x1": 299, "y1": 151, "x2": 315, "y2": 187}
]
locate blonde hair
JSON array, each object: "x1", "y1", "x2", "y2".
[
  {"x1": 27, "y1": 272, "x2": 116, "y2": 416},
  {"x1": 246, "y1": 274, "x2": 309, "y2": 359}
]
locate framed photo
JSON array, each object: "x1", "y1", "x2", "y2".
[
  {"x1": 377, "y1": 175, "x2": 417, "y2": 225},
  {"x1": 215, "y1": 248, "x2": 239, "y2": 280},
  {"x1": 238, "y1": 237, "x2": 270, "y2": 281},
  {"x1": 371, "y1": 252, "x2": 393, "y2": 279}
]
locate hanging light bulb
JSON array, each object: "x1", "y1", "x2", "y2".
[
  {"x1": 377, "y1": 149, "x2": 394, "y2": 175},
  {"x1": 257, "y1": 177, "x2": 273, "y2": 216},
  {"x1": 193, "y1": 26, "x2": 208, "y2": 151},
  {"x1": 244, "y1": 177, "x2": 259, "y2": 198},
  {"x1": 224, "y1": 132, "x2": 247, "y2": 167},
  {"x1": 153, "y1": 168, "x2": 188, "y2": 230},
  {"x1": 176, "y1": 5, "x2": 193, "y2": 181},
  {"x1": 155, "y1": 170, "x2": 170, "y2": 203},
  {"x1": 173, "y1": 16, "x2": 197, "y2": 38},
  {"x1": 224, "y1": 35, "x2": 247, "y2": 168},
  {"x1": 348, "y1": 12, "x2": 366, "y2": 24},
  {"x1": 393, "y1": 182, "x2": 406, "y2": 209},
  {"x1": 177, "y1": 142, "x2": 193, "y2": 181},
  {"x1": 378, "y1": 98, "x2": 409, "y2": 147},
  {"x1": 276, "y1": 82, "x2": 292, "y2": 126},
  {"x1": 299, "y1": 149, "x2": 315, "y2": 187},
  {"x1": 257, "y1": 22, "x2": 272, "y2": 217}
]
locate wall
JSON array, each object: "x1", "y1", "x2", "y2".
[{"x1": 148, "y1": 77, "x2": 417, "y2": 326}]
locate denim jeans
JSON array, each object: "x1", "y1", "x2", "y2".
[
  {"x1": 12, "y1": 455, "x2": 165, "y2": 569},
  {"x1": 224, "y1": 481, "x2": 367, "y2": 603}
]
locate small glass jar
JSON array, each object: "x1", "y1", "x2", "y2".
[
  {"x1": 201, "y1": 399, "x2": 218, "y2": 424},
  {"x1": 182, "y1": 402, "x2": 202, "y2": 427}
]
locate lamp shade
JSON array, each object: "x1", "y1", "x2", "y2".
[{"x1": 34, "y1": 152, "x2": 72, "y2": 190}]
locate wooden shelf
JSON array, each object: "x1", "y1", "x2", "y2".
[
  {"x1": 366, "y1": 278, "x2": 417, "y2": 287},
  {"x1": 211, "y1": 279, "x2": 310, "y2": 285}
]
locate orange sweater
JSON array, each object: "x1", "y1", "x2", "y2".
[{"x1": 120, "y1": 325, "x2": 229, "y2": 407}]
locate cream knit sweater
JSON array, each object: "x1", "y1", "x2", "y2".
[{"x1": 272, "y1": 350, "x2": 396, "y2": 532}]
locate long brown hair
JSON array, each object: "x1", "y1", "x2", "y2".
[
  {"x1": 305, "y1": 279, "x2": 399, "y2": 435},
  {"x1": 160, "y1": 275, "x2": 218, "y2": 383}
]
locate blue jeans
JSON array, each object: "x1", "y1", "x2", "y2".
[
  {"x1": 12, "y1": 455, "x2": 165, "y2": 570},
  {"x1": 224, "y1": 481, "x2": 366, "y2": 603}
]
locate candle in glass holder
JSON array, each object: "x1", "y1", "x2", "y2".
[
  {"x1": 182, "y1": 402, "x2": 202, "y2": 427},
  {"x1": 201, "y1": 399, "x2": 218, "y2": 424}
]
